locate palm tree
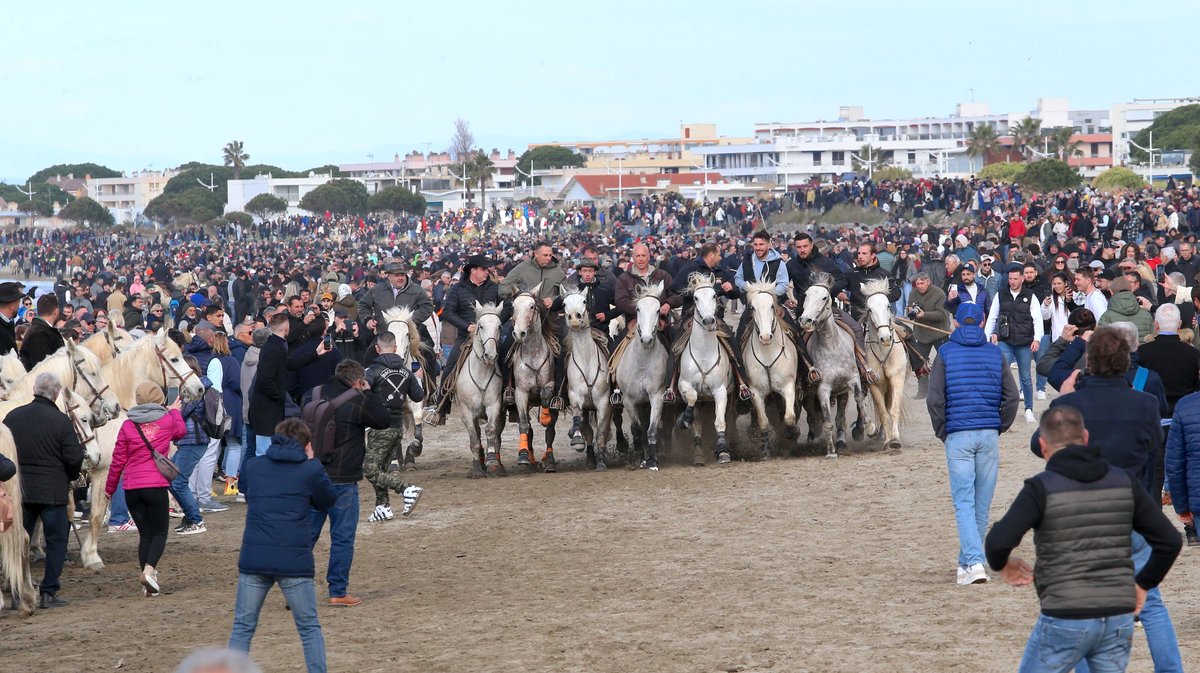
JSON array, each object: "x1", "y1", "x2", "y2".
[
  {"x1": 1010, "y1": 117, "x2": 1043, "y2": 160},
  {"x1": 851, "y1": 144, "x2": 889, "y2": 176},
  {"x1": 1048, "y1": 127, "x2": 1083, "y2": 161},
  {"x1": 965, "y1": 124, "x2": 1001, "y2": 165},
  {"x1": 223, "y1": 141, "x2": 249, "y2": 179},
  {"x1": 467, "y1": 151, "x2": 495, "y2": 210}
]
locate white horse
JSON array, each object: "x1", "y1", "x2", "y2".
[
  {"x1": 676, "y1": 275, "x2": 734, "y2": 465},
  {"x1": 798, "y1": 273, "x2": 875, "y2": 458},
  {"x1": 742, "y1": 280, "x2": 800, "y2": 460},
  {"x1": 382, "y1": 307, "x2": 427, "y2": 468},
  {"x1": 560, "y1": 285, "x2": 613, "y2": 472},
  {"x1": 455, "y1": 303, "x2": 506, "y2": 476},
  {"x1": 0, "y1": 351, "x2": 27, "y2": 397},
  {"x1": 613, "y1": 281, "x2": 671, "y2": 470},
  {"x1": 862, "y1": 279, "x2": 909, "y2": 454},
  {"x1": 79, "y1": 322, "x2": 136, "y2": 366},
  {"x1": 6, "y1": 341, "x2": 121, "y2": 425},
  {"x1": 509, "y1": 284, "x2": 560, "y2": 469}
]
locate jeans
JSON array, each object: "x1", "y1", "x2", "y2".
[
  {"x1": 310, "y1": 483, "x2": 358, "y2": 598},
  {"x1": 255, "y1": 433, "x2": 271, "y2": 457},
  {"x1": 229, "y1": 573, "x2": 326, "y2": 673},
  {"x1": 1034, "y1": 334, "x2": 1051, "y2": 393},
  {"x1": 223, "y1": 438, "x2": 244, "y2": 479},
  {"x1": 944, "y1": 429, "x2": 999, "y2": 567},
  {"x1": 998, "y1": 341, "x2": 1034, "y2": 410},
  {"x1": 190, "y1": 437, "x2": 222, "y2": 504},
  {"x1": 170, "y1": 444, "x2": 205, "y2": 524},
  {"x1": 107, "y1": 475, "x2": 131, "y2": 526},
  {"x1": 23, "y1": 503, "x2": 68, "y2": 595},
  {"x1": 1018, "y1": 613, "x2": 1133, "y2": 673}
]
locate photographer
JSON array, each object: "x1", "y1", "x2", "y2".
[{"x1": 907, "y1": 272, "x2": 952, "y2": 399}]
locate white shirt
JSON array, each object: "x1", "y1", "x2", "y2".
[
  {"x1": 1082, "y1": 289, "x2": 1108, "y2": 320},
  {"x1": 984, "y1": 287, "x2": 1044, "y2": 344}
]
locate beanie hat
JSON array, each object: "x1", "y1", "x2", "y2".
[{"x1": 135, "y1": 381, "x2": 165, "y2": 406}]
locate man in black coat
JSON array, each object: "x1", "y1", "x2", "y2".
[
  {"x1": 428, "y1": 255, "x2": 502, "y2": 422},
  {"x1": 1137, "y1": 303, "x2": 1200, "y2": 417},
  {"x1": 19, "y1": 293, "x2": 64, "y2": 371},
  {"x1": 5, "y1": 372, "x2": 84, "y2": 608},
  {"x1": 248, "y1": 313, "x2": 325, "y2": 457},
  {"x1": 0, "y1": 281, "x2": 25, "y2": 356},
  {"x1": 785, "y1": 233, "x2": 846, "y2": 314}
]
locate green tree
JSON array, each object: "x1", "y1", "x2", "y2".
[
  {"x1": 302, "y1": 164, "x2": 344, "y2": 177},
  {"x1": 224, "y1": 211, "x2": 254, "y2": 227},
  {"x1": 299, "y1": 179, "x2": 369, "y2": 215},
  {"x1": 223, "y1": 140, "x2": 250, "y2": 179},
  {"x1": 1010, "y1": 117, "x2": 1043, "y2": 160},
  {"x1": 514, "y1": 146, "x2": 585, "y2": 185},
  {"x1": 26, "y1": 162, "x2": 121, "y2": 185},
  {"x1": 1092, "y1": 167, "x2": 1147, "y2": 191},
  {"x1": 1190, "y1": 152, "x2": 1200, "y2": 177},
  {"x1": 145, "y1": 187, "x2": 224, "y2": 225},
  {"x1": 0, "y1": 182, "x2": 74, "y2": 216},
  {"x1": 163, "y1": 164, "x2": 237, "y2": 203},
  {"x1": 244, "y1": 193, "x2": 288, "y2": 220},
  {"x1": 368, "y1": 186, "x2": 426, "y2": 215},
  {"x1": 873, "y1": 166, "x2": 912, "y2": 181},
  {"x1": 978, "y1": 162, "x2": 1027, "y2": 183},
  {"x1": 1020, "y1": 159, "x2": 1080, "y2": 193},
  {"x1": 57, "y1": 196, "x2": 115, "y2": 227},
  {"x1": 1048, "y1": 127, "x2": 1083, "y2": 161},
  {"x1": 1129, "y1": 104, "x2": 1200, "y2": 163},
  {"x1": 467, "y1": 151, "x2": 495, "y2": 208},
  {"x1": 965, "y1": 124, "x2": 1001, "y2": 162}
]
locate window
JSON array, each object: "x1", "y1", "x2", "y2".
[
  {"x1": 1091, "y1": 142, "x2": 1100, "y2": 156},
  {"x1": 811, "y1": 151, "x2": 822, "y2": 166},
  {"x1": 907, "y1": 151, "x2": 917, "y2": 164},
  {"x1": 831, "y1": 151, "x2": 845, "y2": 165}
]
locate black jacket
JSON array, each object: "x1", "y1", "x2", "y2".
[
  {"x1": 365, "y1": 352, "x2": 425, "y2": 427},
  {"x1": 1137, "y1": 334, "x2": 1200, "y2": 416},
  {"x1": 575, "y1": 277, "x2": 616, "y2": 333},
  {"x1": 19, "y1": 317, "x2": 64, "y2": 372},
  {"x1": 5, "y1": 396, "x2": 84, "y2": 505},
  {"x1": 442, "y1": 279, "x2": 501, "y2": 337},
  {"x1": 0, "y1": 315, "x2": 16, "y2": 357},
  {"x1": 0, "y1": 453, "x2": 14, "y2": 482},
  {"x1": 248, "y1": 333, "x2": 319, "y2": 436},
  {"x1": 786, "y1": 252, "x2": 846, "y2": 308},
  {"x1": 301, "y1": 378, "x2": 390, "y2": 483}
]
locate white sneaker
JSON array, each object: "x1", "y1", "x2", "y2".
[
  {"x1": 965, "y1": 563, "x2": 989, "y2": 584},
  {"x1": 1025, "y1": 409, "x2": 1036, "y2": 424},
  {"x1": 956, "y1": 566, "x2": 970, "y2": 585},
  {"x1": 1036, "y1": 390, "x2": 1046, "y2": 400},
  {"x1": 367, "y1": 505, "x2": 393, "y2": 523},
  {"x1": 401, "y1": 485, "x2": 423, "y2": 517},
  {"x1": 1019, "y1": 389, "x2": 1025, "y2": 401}
]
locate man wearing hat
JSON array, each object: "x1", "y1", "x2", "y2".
[
  {"x1": 0, "y1": 281, "x2": 26, "y2": 356},
  {"x1": 427, "y1": 255, "x2": 502, "y2": 424},
  {"x1": 356, "y1": 259, "x2": 436, "y2": 355}
]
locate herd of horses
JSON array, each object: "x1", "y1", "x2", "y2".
[
  {"x1": 435, "y1": 272, "x2": 912, "y2": 477},
  {"x1": 0, "y1": 273, "x2": 913, "y2": 616}
]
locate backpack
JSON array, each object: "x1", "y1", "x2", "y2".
[
  {"x1": 373, "y1": 365, "x2": 411, "y2": 412},
  {"x1": 300, "y1": 385, "x2": 360, "y2": 461},
  {"x1": 200, "y1": 386, "x2": 230, "y2": 440}
]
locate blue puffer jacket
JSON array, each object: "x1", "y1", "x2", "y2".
[
  {"x1": 939, "y1": 304, "x2": 1004, "y2": 435},
  {"x1": 1167, "y1": 391, "x2": 1200, "y2": 517},
  {"x1": 238, "y1": 435, "x2": 338, "y2": 578}
]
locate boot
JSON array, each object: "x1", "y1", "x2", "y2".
[{"x1": 854, "y1": 344, "x2": 879, "y2": 385}]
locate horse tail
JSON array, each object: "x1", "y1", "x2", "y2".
[{"x1": 0, "y1": 425, "x2": 35, "y2": 615}]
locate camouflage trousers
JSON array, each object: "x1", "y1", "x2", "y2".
[{"x1": 364, "y1": 427, "x2": 410, "y2": 507}]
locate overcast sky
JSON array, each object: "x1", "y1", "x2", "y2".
[{"x1": 1, "y1": 0, "x2": 1190, "y2": 183}]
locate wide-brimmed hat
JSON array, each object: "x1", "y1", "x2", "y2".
[
  {"x1": 0, "y1": 282, "x2": 25, "y2": 304},
  {"x1": 462, "y1": 255, "x2": 495, "y2": 273},
  {"x1": 383, "y1": 260, "x2": 408, "y2": 275},
  {"x1": 576, "y1": 258, "x2": 600, "y2": 270}
]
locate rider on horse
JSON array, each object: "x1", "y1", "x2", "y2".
[
  {"x1": 357, "y1": 259, "x2": 440, "y2": 379},
  {"x1": 425, "y1": 255, "x2": 503, "y2": 425},
  {"x1": 571, "y1": 258, "x2": 616, "y2": 349},
  {"x1": 734, "y1": 230, "x2": 821, "y2": 386},
  {"x1": 672, "y1": 242, "x2": 751, "y2": 400},
  {"x1": 498, "y1": 241, "x2": 568, "y2": 412},
  {"x1": 844, "y1": 242, "x2": 930, "y2": 381},
  {"x1": 610, "y1": 243, "x2": 681, "y2": 403}
]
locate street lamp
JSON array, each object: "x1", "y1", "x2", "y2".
[
  {"x1": 689, "y1": 163, "x2": 710, "y2": 200},
  {"x1": 848, "y1": 146, "x2": 875, "y2": 180},
  {"x1": 764, "y1": 154, "x2": 787, "y2": 193},
  {"x1": 1127, "y1": 130, "x2": 1156, "y2": 186}
]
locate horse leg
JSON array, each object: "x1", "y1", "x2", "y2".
[
  {"x1": 582, "y1": 414, "x2": 604, "y2": 472},
  {"x1": 866, "y1": 383, "x2": 887, "y2": 446},
  {"x1": 569, "y1": 413, "x2": 584, "y2": 451},
  {"x1": 514, "y1": 388, "x2": 531, "y2": 467},
  {"x1": 484, "y1": 404, "x2": 507, "y2": 477},
  {"x1": 467, "y1": 417, "x2": 487, "y2": 479},
  {"x1": 613, "y1": 404, "x2": 629, "y2": 455},
  {"x1": 887, "y1": 380, "x2": 904, "y2": 453},
  {"x1": 834, "y1": 392, "x2": 850, "y2": 454},
  {"x1": 781, "y1": 381, "x2": 800, "y2": 441},
  {"x1": 714, "y1": 386, "x2": 731, "y2": 465},
  {"x1": 750, "y1": 392, "x2": 771, "y2": 461},
  {"x1": 677, "y1": 381, "x2": 698, "y2": 431},
  {"x1": 852, "y1": 379, "x2": 875, "y2": 446},
  {"x1": 820, "y1": 389, "x2": 837, "y2": 459},
  {"x1": 82, "y1": 472, "x2": 109, "y2": 571},
  {"x1": 646, "y1": 395, "x2": 663, "y2": 470},
  {"x1": 542, "y1": 407, "x2": 558, "y2": 467}
]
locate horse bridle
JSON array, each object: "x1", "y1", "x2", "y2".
[
  {"x1": 154, "y1": 344, "x2": 197, "y2": 390},
  {"x1": 71, "y1": 355, "x2": 112, "y2": 413},
  {"x1": 861, "y1": 291, "x2": 899, "y2": 359},
  {"x1": 746, "y1": 294, "x2": 790, "y2": 375},
  {"x1": 464, "y1": 318, "x2": 500, "y2": 392}
]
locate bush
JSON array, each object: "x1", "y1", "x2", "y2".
[
  {"x1": 873, "y1": 166, "x2": 913, "y2": 182},
  {"x1": 224, "y1": 211, "x2": 254, "y2": 227},
  {"x1": 978, "y1": 162, "x2": 1027, "y2": 183},
  {"x1": 1020, "y1": 159, "x2": 1080, "y2": 193},
  {"x1": 1091, "y1": 167, "x2": 1147, "y2": 191}
]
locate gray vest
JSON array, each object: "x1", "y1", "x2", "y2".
[{"x1": 1033, "y1": 466, "x2": 1136, "y2": 616}]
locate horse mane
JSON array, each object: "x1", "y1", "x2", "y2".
[
  {"x1": 744, "y1": 280, "x2": 777, "y2": 297},
  {"x1": 634, "y1": 282, "x2": 663, "y2": 300},
  {"x1": 102, "y1": 336, "x2": 160, "y2": 410},
  {"x1": 861, "y1": 277, "x2": 891, "y2": 297},
  {"x1": 474, "y1": 302, "x2": 503, "y2": 319},
  {"x1": 686, "y1": 272, "x2": 715, "y2": 293},
  {"x1": 79, "y1": 331, "x2": 115, "y2": 364},
  {"x1": 809, "y1": 271, "x2": 834, "y2": 290},
  {"x1": 8, "y1": 349, "x2": 81, "y2": 401}
]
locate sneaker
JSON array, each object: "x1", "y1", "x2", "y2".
[
  {"x1": 1036, "y1": 390, "x2": 1046, "y2": 400},
  {"x1": 965, "y1": 563, "x2": 989, "y2": 585},
  {"x1": 367, "y1": 505, "x2": 393, "y2": 523},
  {"x1": 1186, "y1": 523, "x2": 1199, "y2": 547},
  {"x1": 176, "y1": 521, "x2": 206, "y2": 535},
  {"x1": 1025, "y1": 409, "x2": 1035, "y2": 424},
  {"x1": 400, "y1": 485, "x2": 423, "y2": 517},
  {"x1": 38, "y1": 593, "x2": 69, "y2": 608},
  {"x1": 199, "y1": 501, "x2": 229, "y2": 513},
  {"x1": 108, "y1": 520, "x2": 137, "y2": 533},
  {"x1": 956, "y1": 566, "x2": 969, "y2": 585},
  {"x1": 223, "y1": 478, "x2": 239, "y2": 496},
  {"x1": 235, "y1": 493, "x2": 246, "y2": 504},
  {"x1": 140, "y1": 569, "x2": 160, "y2": 595},
  {"x1": 168, "y1": 507, "x2": 184, "y2": 519},
  {"x1": 1019, "y1": 389, "x2": 1025, "y2": 401},
  {"x1": 328, "y1": 595, "x2": 363, "y2": 607}
]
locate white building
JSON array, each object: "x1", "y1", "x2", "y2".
[
  {"x1": 1110, "y1": 97, "x2": 1200, "y2": 167},
  {"x1": 225, "y1": 173, "x2": 336, "y2": 216},
  {"x1": 88, "y1": 169, "x2": 178, "y2": 224},
  {"x1": 339, "y1": 149, "x2": 519, "y2": 211}
]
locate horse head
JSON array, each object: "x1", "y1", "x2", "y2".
[
  {"x1": 862, "y1": 279, "x2": 894, "y2": 343},
  {"x1": 799, "y1": 272, "x2": 834, "y2": 332},
  {"x1": 67, "y1": 339, "x2": 121, "y2": 423},
  {"x1": 382, "y1": 306, "x2": 418, "y2": 361},
  {"x1": 745, "y1": 281, "x2": 778, "y2": 345},
  {"x1": 561, "y1": 285, "x2": 589, "y2": 330},
  {"x1": 635, "y1": 281, "x2": 664, "y2": 348},
  {"x1": 0, "y1": 350, "x2": 24, "y2": 399},
  {"x1": 473, "y1": 302, "x2": 503, "y2": 366},
  {"x1": 510, "y1": 281, "x2": 543, "y2": 342},
  {"x1": 688, "y1": 275, "x2": 718, "y2": 331},
  {"x1": 153, "y1": 330, "x2": 205, "y2": 402}
]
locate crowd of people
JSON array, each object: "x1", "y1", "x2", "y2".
[{"x1": 4, "y1": 174, "x2": 1200, "y2": 672}]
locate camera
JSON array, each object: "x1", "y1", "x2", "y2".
[{"x1": 905, "y1": 304, "x2": 921, "y2": 319}]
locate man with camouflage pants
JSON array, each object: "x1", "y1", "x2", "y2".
[{"x1": 363, "y1": 331, "x2": 425, "y2": 522}]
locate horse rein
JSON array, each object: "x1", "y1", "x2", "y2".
[
  {"x1": 154, "y1": 344, "x2": 196, "y2": 390},
  {"x1": 72, "y1": 355, "x2": 112, "y2": 412}
]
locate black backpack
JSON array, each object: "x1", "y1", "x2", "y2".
[
  {"x1": 200, "y1": 387, "x2": 230, "y2": 440},
  {"x1": 300, "y1": 385, "x2": 359, "y2": 461},
  {"x1": 373, "y1": 365, "x2": 411, "y2": 411}
]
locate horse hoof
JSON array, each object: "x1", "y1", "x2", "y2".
[
  {"x1": 825, "y1": 452, "x2": 839, "y2": 460},
  {"x1": 85, "y1": 561, "x2": 105, "y2": 572},
  {"x1": 784, "y1": 425, "x2": 799, "y2": 440},
  {"x1": 835, "y1": 439, "x2": 848, "y2": 451},
  {"x1": 851, "y1": 424, "x2": 865, "y2": 442},
  {"x1": 517, "y1": 450, "x2": 532, "y2": 466},
  {"x1": 758, "y1": 450, "x2": 771, "y2": 462},
  {"x1": 717, "y1": 451, "x2": 732, "y2": 465},
  {"x1": 640, "y1": 459, "x2": 659, "y2": 471},
  {"x1": 541, "y1": 453, "x2": 557, "y2": 473},
  {"x1": 571, "y1": 436, "x2": 585, "y2": 451},
  {"x1": 692, "y1": 452, "x2": 706, "y2": 466},
  {"x1": 585, "y1": 457, "x2": 596, "y2": 471},
  {"x1": 470, "y1": 462, "x2": 487, "y2": 479},
  {"x1": 407, "y1": 442, "x2": 423, "y2": 458},
  {"x1": 595, "y1": 462, "x2": 608, "y2": 473}
]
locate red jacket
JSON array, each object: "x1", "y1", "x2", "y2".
[{"x1": 105, "y1": 408, "x2": 187, "y2": 496}]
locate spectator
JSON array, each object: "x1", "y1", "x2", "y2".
[
  {"x1": 248, "y1": 313, "x2": 325, "y2": 457},
  {"x1": 19, "y1": 293, "x2": 64, "y2": 371},
  {"x1": 984, "y1": 264, "x2": 1043, "y2": 423}
]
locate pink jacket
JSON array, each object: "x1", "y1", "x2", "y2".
[{"x1": 105, "y1": 408, "x2": 187, "y2": 496}]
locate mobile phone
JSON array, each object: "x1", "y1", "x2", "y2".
[
  {"x1": 322, "y1": 334, "x2": 333, "y2": 351},
  {"x1": 166, "y1": 386, "x2": 179, "y2": 405},
  {"x1": 1156, "y1": 266, "x2": 1166, "y2": 281}
]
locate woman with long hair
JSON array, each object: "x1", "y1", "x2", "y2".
[{"x1": 211, "y1": 332, "x2": 245, "y2": 496}]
